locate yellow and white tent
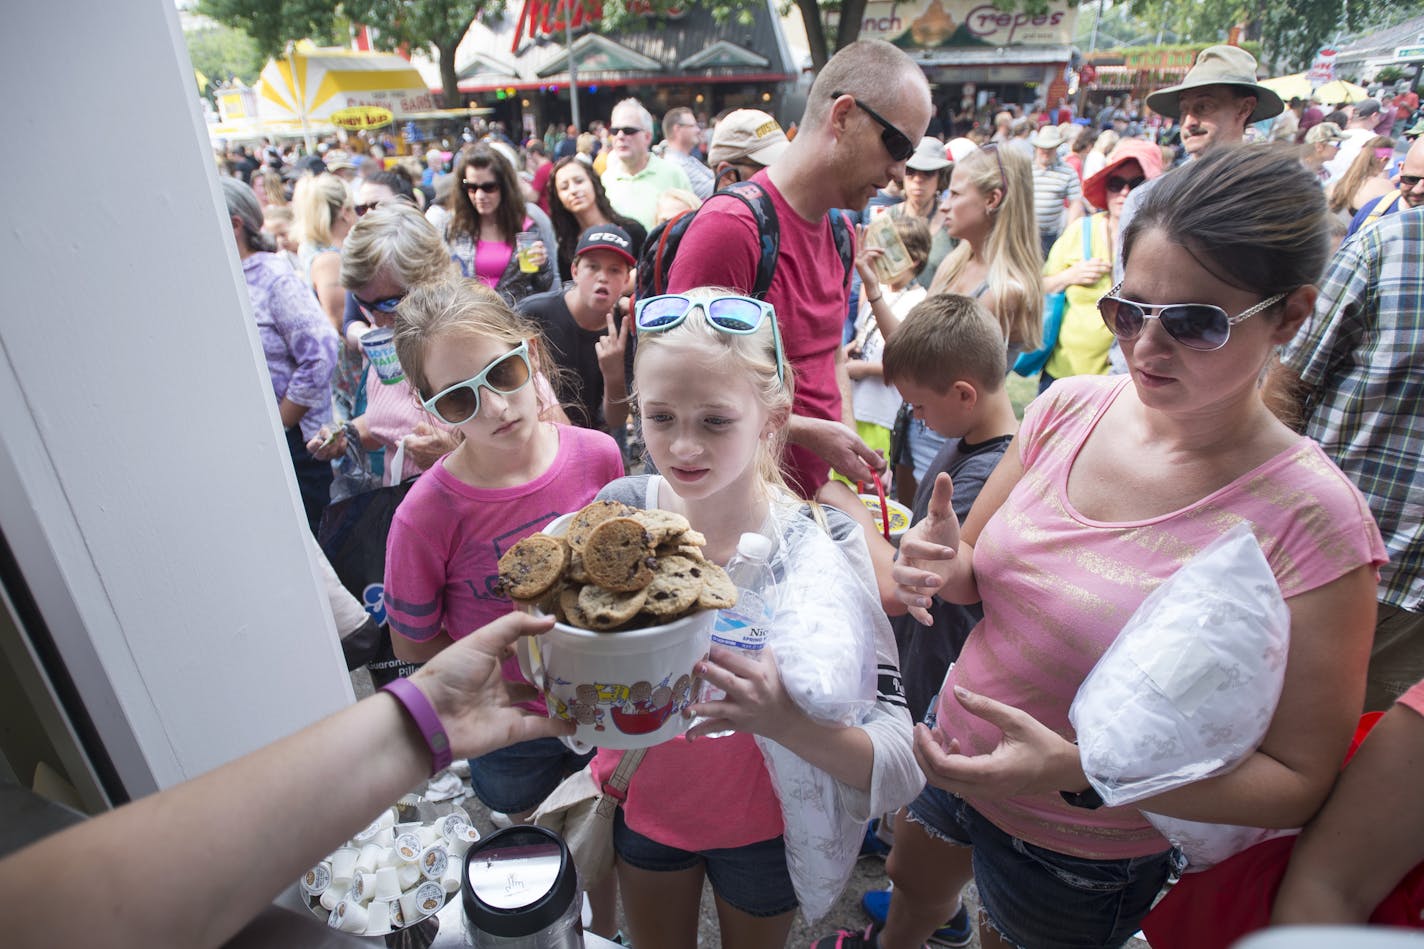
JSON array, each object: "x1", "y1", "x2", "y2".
[{"x1": 256, "y1": 41, "x2": 436, "y2": 126}]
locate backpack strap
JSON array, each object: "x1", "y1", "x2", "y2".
[
  {"x1": 716, "y1": 180, "x2": 780, "y2": 299},
  {"x1": 1365, "y1": 190, "x2": 1402, "y2": 226},
  {"x1": 828, "y1": 209, "x2": 855, "y2": 287},
  {"x1": 649, "y1": 207, "x2": 694, "y2": 296}
]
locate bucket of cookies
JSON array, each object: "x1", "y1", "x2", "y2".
[{"x1": 498, "y1": 500, "x2": 736, "y2": 752}]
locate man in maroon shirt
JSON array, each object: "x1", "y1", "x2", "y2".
[{"x1": 666, "y1": 39, "x2": 931, "y2": 496}]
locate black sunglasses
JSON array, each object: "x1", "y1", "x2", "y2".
[
  {"x1": 832, "y1": 91, "x2": 915, "y2": 163},
  {"x1": 610, "y1": 126, "x2": 645, "y2": 137},
  {"x1": 1400, "y1": 174, "x2": 1423, "y2": 188},
  {"x1": 1106, "y1": 174, "x2": 1146, "y2": 194},
  {"x1": 352, "y1": 289, "x2": 407, "y2": 314},
  {"x1": 464, "y1": 180, "x2": 500, "y2": 194},
  {"x1": 1097, "y1": 282, "x2": 1286, "y2": 352}
]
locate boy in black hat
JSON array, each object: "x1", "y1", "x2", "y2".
[{"x1": 516, "y1": 225, "x2": 636, "y2": 444}]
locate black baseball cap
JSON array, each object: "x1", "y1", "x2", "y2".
[{"x1": 573, "y1": 224, "x2": 636, "y2": 266}]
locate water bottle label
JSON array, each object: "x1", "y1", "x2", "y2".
[{"x1": 711, "y1": 591, "x2": 769, "y2": 650}]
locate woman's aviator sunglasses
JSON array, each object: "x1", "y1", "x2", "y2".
[
  {"x1": 420, "y1": 340, "x2": 533, "y2": 425},
  {"x1": 464, "y1": 180, "x2": 500, "y2": 194},
  {"x1": 634, "y1": 295, "x2": 785, "y2": 384},
  {"x1": 353, "y1": 290, "x2": 406, "y2": 314},
  {"x1": 1097, "y1": 283, "x2": 1286, "y2": 352}
]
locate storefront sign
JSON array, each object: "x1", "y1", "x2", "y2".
[
  {"x1": 331, "y1": 105, "x2": 395, "y2": 130},
  {"x1": 852, "y1": 0, "x2": 1076, "y2": 48},
  {"x1": 512, "y1": 0, "x2": 605, "y2": 52}
]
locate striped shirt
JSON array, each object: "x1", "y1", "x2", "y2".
[
  {"x1": 1032, "y1": 158, "x2": 1081, "y2": 236},
  {"x1": 1282, "y1": 207, "x2": 1424, "y2": 611}
]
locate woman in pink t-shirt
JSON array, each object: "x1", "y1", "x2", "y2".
[{"x1": 861, "y1": 147, "x2": 1387, "y2": 949}]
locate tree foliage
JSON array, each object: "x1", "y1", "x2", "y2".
[
  {"x1": 196, "y1": 0, "x2": 346, "y2": 59},
  {"x1": 184, "y1": 21, "x2": 267, "y2": 88},
  {"x1": 341, "y1": 0, "x2": 500, "y2": 107}
]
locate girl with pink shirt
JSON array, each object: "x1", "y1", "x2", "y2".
[
  {"x1": 380, "y1": 279, "x2": 624, "y2": 934},
  {"x1": 850, "y1": 147, "x2": 1387, "y2": 949},
  {"x1": 593, "y1": 288, "x2": 922, "y2": 948}
]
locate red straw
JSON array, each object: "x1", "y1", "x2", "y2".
[{"x1": 858, "y1": 473, "x2": 892, "y2": 541}]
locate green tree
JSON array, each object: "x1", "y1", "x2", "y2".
[
  {"x1": 341, "y1": 1, "x2": 499, "y2": 107},
  {"x1": 1118, "y1": 0, "x2": 1353, "y2": 72},
  {"x1": 196, "y1": 0, "x2": 347, "y2": 58},
  {"x1": 184, "y1": 21, "x2": 267, "y2": 89}
]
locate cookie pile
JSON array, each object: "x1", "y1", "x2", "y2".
[{"x1": 497, "y1": 500, "x2": 738, "y2": 631}]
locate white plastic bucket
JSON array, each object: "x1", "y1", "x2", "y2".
[{"x1": 517, "y1": 513, "x2": 714, "y2": 752}]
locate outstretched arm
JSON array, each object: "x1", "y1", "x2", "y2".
[
  {"x1": 1273, "y1": 692, "x2": 1424, "y2": 925},
  {"x1": 0, "y1": 613, "x2": 572, "y2": 949}
]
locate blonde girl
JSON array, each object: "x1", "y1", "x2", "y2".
[
  {"x1": 929, "y1": 144, "x2": 1043, "y2": 367},
  {"x1": 292, "y1": 172, "x2": 355, "y2": 333},
  {"x1": 382, "y1": 280, "x2": 624, "y2": 938},
  {"x1": 589, "y1": 288, "x2": 921, "y2": 948}
]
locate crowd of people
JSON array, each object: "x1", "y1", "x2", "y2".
[{"x1": 5, "y1": 36, "x2": 1423, "y2": 949}]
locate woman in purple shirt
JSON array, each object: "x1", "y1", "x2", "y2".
[{"x1": 222, "y1": 177, "x2": 339, "y2": 533}]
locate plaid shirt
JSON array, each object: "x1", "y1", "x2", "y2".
[{"x1": 1282, "y1": 207, "x2": 1424, "y2": 611}]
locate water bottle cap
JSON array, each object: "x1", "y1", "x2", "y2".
[{"x1": 736, "y1": 532, "x2": 774, "y2": 561}]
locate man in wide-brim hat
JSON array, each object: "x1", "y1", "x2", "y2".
[{"x1": 1144, "y1": 44, "x2": 1283, "y2": 159}]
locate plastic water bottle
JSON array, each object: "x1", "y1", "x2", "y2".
[{"x1": 700, "y1": 532, "x2": 778, "y2": 738}]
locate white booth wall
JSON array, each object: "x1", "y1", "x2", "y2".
[{"x1": 0, "y1": 2, "x2": 354, "y2": 799}]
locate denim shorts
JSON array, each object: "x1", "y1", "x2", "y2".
[
  {"x1": 612, "y1": 808, "x2": 798, "y2": 918},
  {"x1": 467, "y1": 737, "x2": 593, "y2": 814},
  {"x1": 907, "y1": 783, "x2": 1179, "y2": 949}
]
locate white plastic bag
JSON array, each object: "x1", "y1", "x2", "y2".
[
  {"x1": 753, "y1": 501, "x2": 887, "y2": 921},
  {"x1": 1068, "y1": 524, "x2": 1293, "y2": 867}
]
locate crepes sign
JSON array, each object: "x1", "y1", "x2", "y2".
[{"x1": 852, "y1": 0, "x2": 1077, "y2": 48}]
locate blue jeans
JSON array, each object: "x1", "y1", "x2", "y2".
[
  {"x1": 467, "y1": 737, "x2": 593, "y2": 814},
  {"x1": 612, "y1": 809, "x2": 798, "y2": 918},
  {"x1": 907, "y1": 783, "x2": 1180, "y2": 949}
]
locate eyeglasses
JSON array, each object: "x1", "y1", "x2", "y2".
[
  {"x1": 981, "y1": 143, "x2": 1008, "y2": 193},
  {"x1": 1105, "y1": 174, "x2": 1146, "y2": 194},
  {"x1": 355, "y1": 202, "x2": 377, "y2": 216},
  {"x1": 1097, "y1": 282, "x2": 1286, "y2": 352},
  {"x1": 634, "y1": 294, "x2": 785, "y2": 384},
  {"x1": 352, "y1": 289, "x2": 407, "y2": 314},
  {"x1": 831, "y1": 91, "x2": 915, "y2": 163},
  {"x1": 420, "y1": 341, "x2": 533, "y2": 425},
  {"x1": 464, "y1": 180, "x2": 500, "y2": 194},
  {"x1": 610, "y1": 126, "x2": 645, "y2": 137},
  {"x1": 1400, "y1": 174, "x2": 1424, "y2": 188}
]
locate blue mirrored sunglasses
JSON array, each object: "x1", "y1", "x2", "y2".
[{"x1": 633, "y1": 294, "x2": 785, "y2": 384}]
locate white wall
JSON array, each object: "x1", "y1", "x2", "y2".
[{"x1": 0, "y1": 2, "x2": 353, "y2": 797}]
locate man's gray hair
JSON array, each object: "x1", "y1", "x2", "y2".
[{"x1": 612, "y1": 98, "x2": 654, "y2": 134}]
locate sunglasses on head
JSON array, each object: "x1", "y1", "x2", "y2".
[
  {"x1": 464, "y1": 180, "x2": 500, "y2": 194},
  {"x1": 980, "y1": 142, "x2": 1008, "y2": 193},
  {"x1": 420, "y1": 340, "x2": 533, "y2": 426},
  {"x1": 634, "y1": 294, "x2": 785, "y2": 384},
  {"x1": 1097, "y1": 282, "x2": 1286, "y2": 352},
  {"x1": 352, "y1": 289, "x2": 406, "y2": 314},
  {"x1": 610, "y1": 126, "x2": 645, "y2": 137},
  {"x1": 1106, "y1": 174, "x2": 1146, "y2": 194},
  {"x1": 831, "y1": 91, "x2": 915, "y2": 163}
]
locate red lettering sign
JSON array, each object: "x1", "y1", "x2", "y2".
[{"x1": 511, "y1": 0, "x2": 605, "y2": 53}]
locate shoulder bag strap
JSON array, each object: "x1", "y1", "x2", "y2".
[
  {"x1": 386, "y1": 437, "x2": 407, "y2": 488},
  {"x1": 602, "y1": 747, "x2": 648, "y2": 801}
]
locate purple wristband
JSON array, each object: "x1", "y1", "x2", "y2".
[{"x1": 382, "y1": 677, "x2": 452, "y2": 776}]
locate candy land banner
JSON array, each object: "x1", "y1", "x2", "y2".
[{"x1": 852, "y1": 0, "x2": 1077, "y2": 49}]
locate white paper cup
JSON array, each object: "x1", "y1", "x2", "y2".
[
  {"x1": 398, "y1": 861, "x2": 423, "y2": 890},
  {"x1": 365, "y1": 899, "x2": 393, "y2": 935},
  {"x1": 329, "y1": 847, "x2": 359, "y2": 886},
  {"x1": 374, "y1": 866, "x2": 402, "y2": 902},
  {"x1": 360, "y1": 326, "x2": 404, "y2": 385},
  {"x1": 355, "y1": 842, "x2": 385, "y2": 874}
]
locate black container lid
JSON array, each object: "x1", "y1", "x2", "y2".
[{"x1": 462, "y1": 825, "x2": 577, "y2": 938}]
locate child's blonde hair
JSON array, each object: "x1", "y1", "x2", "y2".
[
  {"x1": 632, "y1": 287, "x2": 796, "y2": 497},
  {"x1": 291, "y1": 172, "x2": 351, "y2": 247},
  {"x1": 393, "y1": 278, "x2": 564, "y2": 421}
]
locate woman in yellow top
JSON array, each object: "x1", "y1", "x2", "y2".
[{"x1": 1038, "y1": 139, "x2": 1163, "y2": 393}]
